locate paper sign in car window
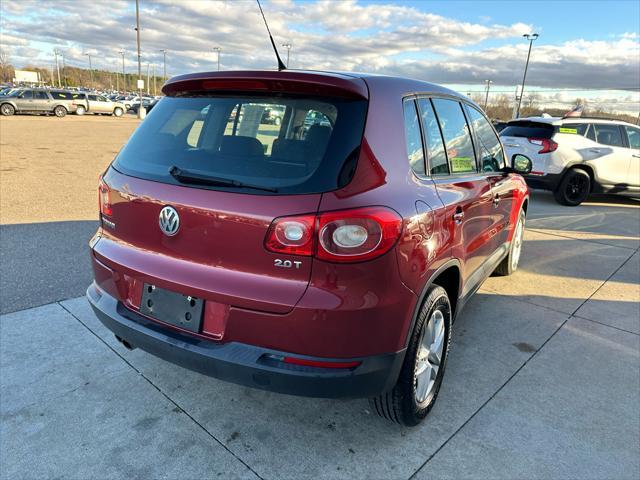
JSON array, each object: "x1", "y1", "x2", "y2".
[
  {"x1": 559, "y1": 127, "x2": 578, "y2": 134},
  {"x1": 451, "y1": 157, "x2": 474, "y2": 173}
]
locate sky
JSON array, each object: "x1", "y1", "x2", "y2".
[{"x1": 1, "y1": 0, "x2": 639, "y2": 113}]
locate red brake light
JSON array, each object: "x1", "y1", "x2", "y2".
[
  {"x1": 316, "y1": 207, "x2": 402, "y2": 263},
  {"x1": 264, "y1": 214, "x2": 315, "y2": 256},
  {"x1": 528, "y1": 138, "x2": 558, "y2": 154},
  {"x1": 264, "y1": 207, "x2": 403, "y2": 263},
  {"x1": 99, "y1": 177, "x2": 112, "y2": 216}
]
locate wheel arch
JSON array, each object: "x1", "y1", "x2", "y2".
[
  {"x1": 403, "y1": 259, "x2": 462, "y2": 348},
  {"x1": 562, "y1": 163, "x2": 596, "y2": 192}
]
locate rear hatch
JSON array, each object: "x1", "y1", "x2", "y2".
[
  {"x1": 500, "y1": 120, "x2": 557, "y2": 173},
  {"x1": 95, "y1": 73, "x2": 368, "y2": 314}
]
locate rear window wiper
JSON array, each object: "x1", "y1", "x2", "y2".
[{"x1": 169, "y1": 166, "x2": 278, "y2": 193}]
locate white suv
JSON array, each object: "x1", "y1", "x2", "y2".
[{"x1": 500, "y1": 117, "x2": 640, "y2": 205}]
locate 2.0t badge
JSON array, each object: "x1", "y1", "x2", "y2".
[{"x1": 159, "y1": 206, "x2": 180, "y2": 236}]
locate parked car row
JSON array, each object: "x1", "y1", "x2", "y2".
[
  {"x1": 0, "y1": 88, "x2": 166, "y2": 118},
  {"x1": 500, "y1": 116, "x2": 640, "y2": 205}
]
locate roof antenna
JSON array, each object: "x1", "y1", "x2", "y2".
[{"x1": 256, "y1": 0, "x2": 287, "y2": 71}]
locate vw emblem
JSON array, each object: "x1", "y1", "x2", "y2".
[{"x1": 159, "y1": 206, "x2": 180, "y2": 236}]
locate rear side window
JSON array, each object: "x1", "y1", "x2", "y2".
[
  {"x1": 51, "y1": 91, "x2": 73, "y2": 100},
  {"x1": 431, "y1": 98, "x2": 476, "y2": 174},
  {"x1": 501, "y1": 121, "x2": 555, "y2": 139},
  {"x1": 624, "y1": 126, "x2": 640, "y2": 149},
  {"x1": 557, "y1": 123, "x2": 589, "y2": 136},
  {"x1": 593, "y1": 124, "x2": 624, "y2": 147},
  {"x1": 34, "y1": 91, "x2": 48, "y2": 100},
  {"x1": 402, "y1": 99, "x2": 425, "y2": 175},
  {"x1": 467, "y1": 106, "x2": 504, "y2": 172},
  {"x1": 417, "y1": 98, "x2": 448, "y2": 175},
  {"x1": 113, "y1": 95, "x2": 367, "y2": 194}
]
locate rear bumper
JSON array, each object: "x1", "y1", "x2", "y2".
[
  {"x1": 87, "y1": 283, "x2": 405, "y2": 398},
  {"x1": 523, "y1": 172, "x2": 562, "y2": 191}
]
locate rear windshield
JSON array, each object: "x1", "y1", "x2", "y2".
[
  {"x1": 113, "y1": 95, "x2": 367, "y2": 194},
  {"x1": 500, "y1": 121, "x2": 555, "y2": 139}
]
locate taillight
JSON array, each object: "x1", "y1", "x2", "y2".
[
  {"x1": 264, "y1": 214, "x2": 315, "y2": 256},
  {"x1": 528, "y1": 138, "x2": 558, "y2": 154},
  {"x1": 264, "y1": 207, "x2": 402, "y2": 263},
  {"x1": 317, "y1": 207, "x2": 402, "y2": 262},
  {"x1": 99, "y1": 177, "x2": 112, "y2": 216}
]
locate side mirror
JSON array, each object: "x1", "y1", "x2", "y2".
[{"x1": 511, "y1": 154, "x2": 532, "y2": 175}]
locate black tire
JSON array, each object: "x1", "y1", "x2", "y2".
[
  {"x1": 53, "y1": 106, "x2": 67, "y2": 118},
  {"x1": 369, "y1": 284, "x2": 452, "y2": 426},
  {"x1": 494, "y1": 209, "x2": 526, "y2": 276},
  {"x1": 553, "y1": 168, "x2": 590, "y2": 206},
  {"x1": 0, "y1": 103, "x2": 15, "y2": 116}
]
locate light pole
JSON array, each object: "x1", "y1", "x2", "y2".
[
  {"x1": 515, "y1": 33, "x2": 538, "y2": 118},
  {"x1": 61, "y1": 51, "x2": 66, "y2": 88},
  {"x1": 146, "y1": 62, "x2": 150, "y2": 95},
  {"x1": 153, "y1": 64, "x2": 157, "y2": 96},
  {"x1": 135, "y1": 0, "x2": 143, "y2": 118},
  {"x1": 84, "y1": 53, "x2": 93, "y2": 87},
  {"x1": 213, "y1": 47, "x2": 221, "y2": 71},
  {"x1": 53, "y1": 49, "x2": 61, "y2": 87},
  {"x1": 281, "y1": 42, "x2": 292, "y2": 67},
  {"x1": 483, "y1": 79, "x2": 493, "y2": 110},
  {"x1": 119, "y1": 50, "x2": 126, "y2": 92},
  {"x1": 160, "y1": 49, "x2": 167, "y2": 80}
]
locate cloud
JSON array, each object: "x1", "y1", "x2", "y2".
[{"x1": 0, "y1": 0, "x2": 638, "y2": 95}]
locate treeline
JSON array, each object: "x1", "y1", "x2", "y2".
[
  {"x1": 470, "y1": 93, "x2": 638, "y2": 125},
  {"x1": 0, "y1": 63, "x2": 168, "y2": 94}
]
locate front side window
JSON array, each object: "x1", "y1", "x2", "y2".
[
  {"x1": 467, "y1": 106, "x2": 504, "y2": 172},
  {"x1": 624, "y1": 126, "x2": 640, "y2": 149},
  {"x1": 431, "y1": 98, "x2": 476, "y2": 174},
  {"x1": 88, "y1": 94, "x2": 98, "y2": 101},
  {"x1": 402, "y1": 99, "x2": 425, "y2": 175},
  {"x1": 113, "y1": 95, "x2": 367, "y2": 194},
  {"x1": 418, "y1": 98, "x2": 448, "y2": 175},
  {"x1": 593, "y1": 124, "x2": 624, "y2": 147},
  {"x1": 19, "y1": 90, "x2": 34, "y2": 99}
]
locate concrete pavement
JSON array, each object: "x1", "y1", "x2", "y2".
[{"x1": 1, "y1": 191, "x2": 639, "y2": 479}]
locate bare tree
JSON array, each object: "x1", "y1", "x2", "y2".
[{"x1": 0, "y1": 47, "x2": 13, "y2": 82}]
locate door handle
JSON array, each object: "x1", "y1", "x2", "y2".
[
  {"x1": 453, "y1": 210, "x2": 464, "y2": 224},
  {"x1": 503, "y1": 143, "x2": 520, "y2": 148},
  {"x1": 493, "y1": 194, "x2": 500, "y2": 207},
  {"x1": 589, "y1": 148, "x2": 601, "y2": 153}
]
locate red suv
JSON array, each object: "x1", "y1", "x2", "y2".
[{"x1": 88, "y1": 70, "x2": 531, "y2": 426}]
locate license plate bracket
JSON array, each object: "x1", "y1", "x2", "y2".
[{"x1": 140, "y1": 284, "x2": 203, "y2": 333}]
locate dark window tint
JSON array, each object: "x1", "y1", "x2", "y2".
[
  {"x1": 88, "y1": 94, "x2": 98, "y2": 101},
  {"x1": 586, "y1": 125, "x2": 596, "y2": 142},
  {"x1": 467, "y1": 106, "x2": 504, "y2": 172},
  {"x1": 19, "y1": 90, "x2": 33, "y2": 99},
  {"x1": 557, "y1": 123, "x2": 589, "y2": 136},
  {"x1": 113, "y1": 95, "x2": 367, "y2": 194},
  {"x1": 417, "y1": 98, "x2": 448, "y2": 175},
  {"x1": 403, "y1": 99, "x2": 425, "y2": 175},
  {"x1": 51, "y1": 91, "x2": 71, "y2": 99},
  {"x1": 624, "y1": 126, "x2": 640, "y2": 149},
  {"x1": 593, "y1": 124, "x2": 624, "y2": 147},
  {"x1": 500, "y1": 121, "x2": 555, "y2": 139},
  {"x1": 431, "y1": 98, "x2": 476, "y2": 173},
  {"x1": 34, "y1": 91, "x2": 49, "y2": 100}
]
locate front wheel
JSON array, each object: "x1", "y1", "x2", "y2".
[
  {"x1": 53, "y1": 106, "x2": 67, "y2": 118},
  {"x1": 0, "y1": 103, "x2": 15, "y2": 116},
  {"x1": 494, "y1": 209, "x2": 525, "y2": 276},
  {"x1": 554, "y1": 168, "x2": 590, "y2": 206},
  {"x1": 370, "y1": 284, "x2": 452, "y2": 426},
  {"x1": 75, "y1": 105, "x2": 86, "y2": 115},
  {"x1": 113, "y1": 107, "x2": 124, "y2": 117}
]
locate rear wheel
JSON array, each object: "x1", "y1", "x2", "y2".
[
  {"x1": 369, "y1": 284, "x2": 451, "y2": 426},
  {"x1": 1, "y1": 103, "x2": 15, "y2": 116},
  {"x1": 53, "y1": 106, "x2": 67, "y2": 118},
  {"x1": 554, "y1": 168, "x2": 590, "y2": 206},
  {"x1": 494, "y1": 209, "x2": 525, "y2": 276},
  {"x1": 75, "y1": 105, "x2": 86, "y2": 115},
  {"x1": 274, "y1": 116, "x2": 281, "y2": 126},
  {"x1": 113, "y1": 107, "x2": 124, "y2": 117}
]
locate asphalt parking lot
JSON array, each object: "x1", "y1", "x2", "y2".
[{"x1": 1, "y1": 116, "x2": 639, "y2": 479}]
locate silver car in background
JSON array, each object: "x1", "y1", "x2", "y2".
[{"x1": 0, "y1": 89, "x2": 78, "y2": 117}]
